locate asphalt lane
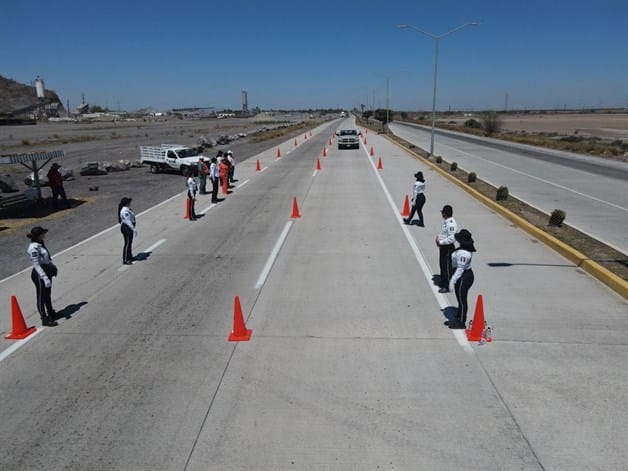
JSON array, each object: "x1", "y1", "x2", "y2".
[
  {"x1": 390, "y1": 122, "x2": 628, "y2": 255},
  {"x1": 1, "y1": 120, "x2": 627, "y2": 470}
]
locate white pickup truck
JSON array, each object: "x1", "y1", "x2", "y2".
[{"x1": 139, "y1": 144, "x2": 201, "y2": 176}]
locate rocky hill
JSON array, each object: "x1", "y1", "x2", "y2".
[{"x1": 0, "y1": 75, "x2": 62, "y2": 116}]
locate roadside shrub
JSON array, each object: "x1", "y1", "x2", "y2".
[
  {"x1": 464, "y1": 119, "x2": 482, "y2": 129},
  {"x1": 21, "y1": 139, "x2": 30, "y2": 146},
  {"x1": 468, "y1": 172, "x2": 477, "y2": 183},
  {"x1": 401, "y1": 112, "x2": 408, "y2": 120},
  {"x1": 481, "y1": 111, "x2": 502, "y2": 136},
  {"x1": 496, "y1": 186, "x2": 509, "y2": 201},
  {"x1": 435, "y1": 155, "x2": 442, "y2": 163},
  {"x1": 549, "y1": 209, "x2": 566, "y2": 227},
  {"x1": 450, "y1": 162, "x2": 458, "y2": 171}
]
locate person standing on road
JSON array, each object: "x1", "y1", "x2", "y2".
[
  {"x1": 226, "y1": 150, "x2": 236, "y2": 183},
  {"x1": 209, "y1": 156, "x2": 219, "y2": 203},
  {"x1": 435, "y1": 204, "x2": 458, "y2": 293},
  {"x1": 447, "y1": 229, "x2": 476, "y2": 329},
  {"x1": 219, "y1": 155, "x2": 230, "y2": 195},
  {"x1": 118, "y1": 197, "x2": 136, "y2": 265},
  {"x1": 197, "y1": 157, "x2": 209, "y2": 194},
  {"x1": 47, "y1": 163, "x2": 69, "y2": 210},
  {"x1": 26, "y1": 226, "x2": 58, "y2": 326},
  {"x1": 187, "y1": 175, "x2": 198, "y2": 220},
  {"x1": 404, "y1": 171, "x2": 426, "y2": 226}
]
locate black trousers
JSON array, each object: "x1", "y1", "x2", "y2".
[
  {"x1": 438, "y1": 244, "x2": 455, "y2": 288},
  {"x1": 211, "y1": 177, "x2": 219, "y2": 203},
  {"x1": 199, "y1": 175, "x2": 207, "y2": 194},
  {"x1": 51, "y1": 185, "x2": 68, "y2": 208},
  {"x1": 31, "y1": 269, "x2": 54, "y2": 322},
  {"x1": 121, "y1": 224, "x2": 134, "y2": 263},
  {"x1": 407, "y1": 193, "x2": 425, "y2": 224},
  {"x1": 454, "y1": 269, "x2": 474, "y2": 324},
  {"x1": 188, "y1": 192, "x2": 197, "y2": 219}
]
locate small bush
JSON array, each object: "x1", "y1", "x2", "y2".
[
  {"x1": 549, "y1": 209, "x2": 566, "y2": 227},
  {"x1": 468, "y1": 172, "x2": 477, "y2": 183},
  {"x1": 450, "y1": 162, "x2": 458, "y2": 171},
  {"x1": 481, "y1": 111, "x2": 502, "y2": 136},
  {"x1": 435, "y1": 156, "x2": 442, "y2": 163},
  {"x1": 464, "y1": 118, "x2": 482, "y2": 129},
  {"x1": 21, "y1": 139, "x2": 30, "y2": 146},
  {"x1": 496, "y1": 186, "x2": 509, "y2": 201}
]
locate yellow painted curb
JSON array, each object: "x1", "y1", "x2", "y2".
[{"x1": 388, "y1": 137, "x2": 628, "y2": 300}]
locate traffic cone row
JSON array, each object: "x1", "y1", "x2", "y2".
[
  {"x1": 377, "y1": 157, "x2": 383, "y2": 169},
  {"x1": 184, "y1": 198, "x2": 191, "y2": 219},
  {"x1": 277, "y1": 147, "x2": 281, "y2": 158},
  {"x1": 322, "y1": 147, "x2": 327, "y2": 157},
  {"x1": 316, "y1": 158, "x2": 322, "y2": 171}
]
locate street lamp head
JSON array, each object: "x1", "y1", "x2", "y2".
[{"x1": 469, "y1": 22, "x2": 481, "y2": 26}]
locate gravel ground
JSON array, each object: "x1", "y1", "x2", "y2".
[{"x1": 0, "y1": 115, "x2": 319, "y2": 279}]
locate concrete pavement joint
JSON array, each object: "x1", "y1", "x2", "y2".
[{"x1": 386, "y1": 136, "x2": 628, "y2": 300}]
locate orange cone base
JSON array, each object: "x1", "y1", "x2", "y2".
[
  {"x1": 256, "y1": 160, "x2": 261, "y2": 171},
  {"x1": 228, "y1": 328, "x2": 252, "y2": 342},
  {"x1": 377, "y1": 158, "x2": 383, "y2": 169},
  {"x1": 401, "y1": 195, "x2": 411, "y2": 216},
  {"x1": 5, "y1": 325, "x2": 37, "y2": 340}
]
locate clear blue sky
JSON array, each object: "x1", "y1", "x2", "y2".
[{"x1": 2, "y1": 0, "x2": 627, "y2": 112}]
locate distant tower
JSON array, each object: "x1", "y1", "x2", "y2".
[
  {"x1": 242, "y1": 90, "x2": 248, "y2": 113},
  {"x1": 504, "y1": 93, "x2": 509, "y2": 112},
  {"x1": 35, "y1": 76, "x2": 46, "y2": 99}
]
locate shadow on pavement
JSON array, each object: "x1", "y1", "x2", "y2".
[{"x1": 54, "y1": 301, "x2": 88, "y2": 320}]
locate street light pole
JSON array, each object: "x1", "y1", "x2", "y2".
[{"x1": 397, "y1": 22, "x2": 479, "y2": 157}]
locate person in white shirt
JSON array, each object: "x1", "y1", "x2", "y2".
[
  {"x1": 187, "y1": 176, "x2": 198, "y2": 220},
  {"x1": 447, "y1": 229, "x2": 476, "y2": 329},
  {"x1": 226, "y1": 150, "x2": 236, "y2": 183},
  {"x1": 118, "y1": 197, "x2": 136, "y2": 265},
  {"x1": 403, "y1": 171, "x2": 426, "y2": 226},
  {"x1": 209, "y1": 156, "x2": 219, "y2": 203},
  {"x1": 435, "y1": 204, "x2": 458, "y2": 293},
  {"x1": 26, "y1": 226, "x2": 58, "y2": 326}
]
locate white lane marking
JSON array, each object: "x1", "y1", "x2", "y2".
[
  {"x1": 255, "y1": 221, "x2": 293, "y2": 289},
  {"x1": 199, "y1": 203, "x2": 216, "y2": 215},
  {"x1": 313, "y1": 170, "x2": 318, "y2": 177},
  {"x1": 142, "y1": 238, "x2": 167, "y2": 253},
  {"x1": 260, "y1": 166, "x2": 269, "y2": 172},
  {"x1": 361, "y1": 144, "x2": 474, "y2": 353},
  {"x1": 238, "y1": 179, "x2": 249, "y2": 189},
  {"x1": 0, "y1": 327, "x2": 44, "y2": 363},
  {"x1": 439, "y1": 140, "x2": 628, "y2": 212},
  {"x1": 0, "y1": 191, "x2": 186, "y2": 285}
]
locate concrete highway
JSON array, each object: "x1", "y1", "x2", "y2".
[
  {"x1": 1, "y1": 119, "x2": 627, "y2": 470},
  {"x1": 390, "y1": 122, "x2": 628, "y2": 256}
]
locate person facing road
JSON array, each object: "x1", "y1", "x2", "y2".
[
  {"x1": 435, "y1": 204, "x2": 458, "y2": 293},
  {"x1": 404, "y1": 171, "x2": 426, "y2": 227},
  {"x1": 226, "y1": 150, "x2": 236, "y2": 183},
  {"x1": 447, "y1": 229, "x2": 476, "y2": 329},
  {"x1": 219, "y1": 155, "x2": 230, "y2": 195},
  {"x1": 209, "y1": 156, "x2": 219, "y2": 203},
  {"x1": 47, "y1": 162, "x2": 69, "y2": 210},
  {"x1": 118, "y1": 197, "x2": 136, "y2": 265},
  {"x1": 197, "y1": 156, "x2": 209, "y2": 194},
  {"x1": 26, "y1": 226, "x2": 59, "y2": 326},
  {"x1": 187, "y1": 175, "x2": 198, "y2": 220}
]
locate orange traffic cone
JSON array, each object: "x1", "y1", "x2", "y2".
[
  {"x1": 370, "y1": 146, "x2": 374, "y2": 156},
  {"x1": 277, "y1": 147, "x2": 281, "y2": 158},
  {"x1": 184, "y1": 198, "x2": 191, "y2": 219},
  {"x1": 377, "y1": 157, "x2": 383, "y2": 169},
  {"x1": 316, "y1": 158, "x2": 322, "y2": 170},
  {"x1": 309, "y1": 131, "x2": 312, "y2": 137},
  {"x1": 228, "y1": 295, "x2": 252, "y2": 342},
  {"x1": 294, "y1": 138, "x2": 298, "y2": 146},
  {"x1": 5, "y1": 296, "x2": 37, "y2": 340},
  {"x1": 304, "y1": 133, "x2": 307, "y2": 140},
  {"x1": 328, "y1": 138, "x2": 333, "y2": 146},
  {"x1": 466, "y1": 294, "x2": 492, "y2": 342},
  {"x1": 256, "y1": 159, "x2": 261, "y2": 171},
  {"x1": 291, "y1": 197, "x2": 301, "y2": 218},
  {"x1": 322, "y1": 147, "x2": 327, "y2": 157},
  {"x1": 401, "y1": 195, "x2": 411, "y2": 216},
  {"x1": 364, "y1": 137, "x2": 368, "y2": 145}
]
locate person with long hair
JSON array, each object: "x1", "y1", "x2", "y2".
[
  {"x1": 118, "y1": 197, "x2": 136, "y2": 265},
  {"x1": 447, "y1": 229, "x2": 476, "y2": 329},
  {"x1": 26, "y1": 226, "x2": 58, "y2": 326}
]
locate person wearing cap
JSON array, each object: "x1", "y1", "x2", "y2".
[
  {"x1": 187, "y1": 175, "x2": 198, "y2": 220},
  {"x1": 209, "y1": 156, "x2": 219, "y2": 203},
  {"x1": 435, "y1": 204, "x2": 458, "y2": 293},
  {"x1": 447, "y1": 229, "x2": 476, "y2": 329},
  {"x1": 403, "y1": 171, "x2": 426, "y2": 226},
  {"x1": 47, "y1": 162, "x2": 69, "y2": 210},
  {"x1": 226, "y1": 150, "x2": 236, "y2": 183},
  {"x1": 197, "y1": 156, "x2": 209, "y2": 194},
  {"x1": 26, "y1": 226, "x2": 58, "y2": 326},
  {"x1": 118, "y1": 197, "x2": 136, "y2": 264}
]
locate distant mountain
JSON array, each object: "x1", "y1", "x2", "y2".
[{"x1": 0, "y1": 75, "x2": 63, "y2": 115}]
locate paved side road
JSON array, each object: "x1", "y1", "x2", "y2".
[{"x1": 0, "y1": 120, "x2": 626, "y2": 470}]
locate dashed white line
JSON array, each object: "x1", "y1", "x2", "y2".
[{"x1": 255, "y1": 221, "x2": 293, "y2": 289}]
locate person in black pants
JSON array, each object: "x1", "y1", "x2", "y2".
[
  {"x1": 209, "y1": 156, "x2": 219, "y2": 203},
  {"x1": 435, "y1": 205, "x2": 458, "y2": 293},
  {"x1": 447, "y1": 229, "x2": 476, "y2": 329},
  {"x1": 26, "y1": 226, "x2": 58, "y2": 326},
  {"x1": 404, "y1": 171, "x2": 426, "y2": 226},
  {"x1": 118, "y1": 197, "x2": 136, "y2": 265}
]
